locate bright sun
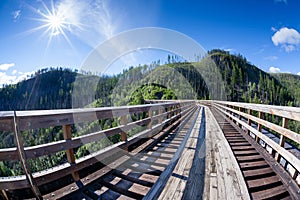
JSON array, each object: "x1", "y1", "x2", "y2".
[
  {"x1": 45, "y1": 13, "x2": 66, "y2": 36},
  {"x1": 28, "y1": 0, "x2": 79, "y2": 48}
]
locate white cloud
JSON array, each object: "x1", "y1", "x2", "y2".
[
  {"x1": 283, "y1": 44, "x2": 296, "y2": 52},
  {"x1": 0, "y1": 63, "x2": 15, "y2": 70},
  {"x1": 55, "y1": 0, "x2": 118, "y2": 46},
  {"x1": 297, "y1": 72, "x2": 300, "y2": 76},
  {"x1": 272, "y1": 27, "x2": 300, "y2": 52},
  {"x1": 224, "y1": 48, "x2": 235, "y2": 53},
  {"x1": 12, "y1": 70, "x2": 18, "y2": 75},
  {"x1": 271, "y1": 27, "x2": 277, "y2": 32},
  {"x1": 15, "y1": 71, "x2": 35, "y2": 83},
  {"x1": 264, "y1": 56, "x2": 278, "y2": 61},
  {"x1": 269, "y1": 66, "x2": 281, "y2": 73},
  {"x1": 0, "y1": 72, "x2": 17, "y2": 86},
  {"x1": 12, "y1": 10, "x2": 21, "y2": 21},
  {"x1": 0, "y1": 71, "x2": 34, "y2": 87}
]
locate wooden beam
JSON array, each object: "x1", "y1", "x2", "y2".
[
  {"x1": 120, "y1": 115, "x2": 128, "y2": 152},
  {"x1": 211, "y1": 100, "x2": 300, "y2": 122},
  {"x1": 247, "y1": 109, "x2": 252, "y2": 135},
  {"x1": 256, "y1": 112, "x2": 262, "y2": 143},
  {"x1": 120, "y1": 115, "x2": 127, "y2": 141},
  {"x1": 5, "y1": 102, "x2": 180, "y2": 131},
  {"x1": 238, "y1": 107, "x2": 242, "y2": 120},
  {"x1": 167, "y1": 106, "x2": 172, "y2": 119},
  {"x1": 292, "y1": 170, "x2": 298, "y2": 180},
  {"x1": 13, "y1": 111, "x2": 42, "y2": 199},
  {"x1": 1, "y1": 190, "x2": 9, "y2": 200},
  {"x1": 276, "y1": 118, "x2": 288, "y2": 162},
  {"x1": 148, "y1": 109, "x2": 153, "y2": 129},
  {"x1": 62, "y1": 124, "x2": 79, "y2": 181},
  {"x1": 238, "y1": 107, "x2": 242, "y2": 128},
  {"x1": 158, "y1": 108, "x2": 163, "y2": 124}
]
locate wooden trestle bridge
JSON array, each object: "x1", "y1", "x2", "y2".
[{"x1": 0, "y1": 100, "x2": 300, "y2": 199}]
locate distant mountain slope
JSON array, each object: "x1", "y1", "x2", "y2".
[
  {"x1": 0, "y1": 68, "x2": 103, "y2": 111},
  {"x1": 208, "y1": 49, "x2": 294, "y2": 105},
  {"x1": 271, "y1": 73, "x2": 300, "y2": 105}
]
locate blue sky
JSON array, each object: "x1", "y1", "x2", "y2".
[{"x1": 0, "y1": 0, "x2": 300, "y2": 85}]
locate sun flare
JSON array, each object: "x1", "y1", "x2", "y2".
[
  {"x1": 28, "y1": 0, "x2": 80, "y2": 48},
  {"x1": 43, "y1": 11, "x2": 68, "y2": 36}
]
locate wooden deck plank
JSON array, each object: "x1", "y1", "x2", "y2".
[
  {"x1": 204, "y1": 106, "x2": 250, "y2": 200},
  {"x1": 233, "y1": 150, "x2": 259, "y2": 156},
  {"x1": 243, "y1": 167, "x2": 275, "y2": 179},
  {"x1": 247, "y1": 175, "x2": 281, "y2": 189},
  {"x1": 251, "y1": 184, "x2": 289, "y2": 200},
  {"x1": 239, "y1": 160, "x2": 269, "y2": 170},
  {"x1": 143, "y1": 105, "x2": 200, "y2": 200},
  {"x1": 231, "y1": 146, "x2": 255, "y2": 151},
  {"x1": 158, "y1": 107, "x2": 202, "y2": 200},
  {"x1": 236, "y1": 155, "x2": 264, "y2": 162}
]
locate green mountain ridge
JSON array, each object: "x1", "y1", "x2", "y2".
[
  {"x1": 0, "y1": 49, "x2": 298, "y2": 112},
  {"x1": 271, "y1": 73, "x2": 300, "y2": 106}
]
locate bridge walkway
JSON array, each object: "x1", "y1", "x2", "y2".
[{"x1": 1, "y1": 101, "x2": 300, "y2": 199}]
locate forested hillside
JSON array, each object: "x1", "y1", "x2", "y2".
[
  {"x1": 271, "y1": 73, "x2": 300, "y2": 106},
  {"x1": 0, "y1": 68, "x2": 118, "y2": 110},
  {"x1": 0, "y1": 50, "x2": 297, "y2": 111},
  {"x1": 208, "y1": 50, "x2": 295, "y2": 105},
  {"x1": 0, "y1": 68, "x2": 77, "y2": 110}
]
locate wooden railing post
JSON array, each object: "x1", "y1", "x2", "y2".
[
  {"x1": 238, "y1": 107, "x2": 242, "y2": 128},
  {"x1": 256, "y1": 112, "x2": 262, "y2": 142},
  {"x1": 120, "y1": 115, "x2": 128, "y2": 151},
  {"x1": 276, "y1": 118, "x2": 288, "y2": 161},
  {"x1": 247, "y1": 109, "x2": 252, "y2": 135},
  {"x1": 167, "y1": 106, "x2": 171, "y2": 119},
  {"x1": 148, "y1": 109, "x2": 153, "y2": 129},
  {"x1": 158, "y1": 108, "x2": 163, "y2": 124},
  {"x1": 120, "y1": 115, "x2": 128, "y2": 142},
  {"x1": 228, "y1": 105, "x2": 232, "y2": 120},
  {"x1": 178, "y1": 104, "x2": 182, "y2": 117},
  {"x1": 62, "y1": 124, "x2": 80, "y2": 181}
]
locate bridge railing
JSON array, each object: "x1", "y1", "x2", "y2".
[
  {"x1": 203, "y1": 100, "x2": 300, "y2": 185},
  {"x1": 0, "y1": 100, "x2": 196, "y2": 198}
]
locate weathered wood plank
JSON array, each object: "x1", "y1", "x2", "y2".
[
  {"x1": 23, "y1": 108, "x2": 187, "y2": 160},
  {"x1": 247, "y1": 175, "x2": 281, "y2": 188},
  {"x1": 158, "y1": 107, "x2": 202, "y2": 200},
  {"x1": 251, "y1": 184, "x2": 289, "y2": 199},
  {"x1": 181, "y1": 108, "x2": 206, "y2": 199},
  {"x1": 203, "y1": 106, "x2": 250, "y2": 200},
  {"x1": 0, "y1": 102, "x2": 188, "y2": 131},
  {"x1": 143, "y1": 106, "x2": 199, "y2": 199},
  {"x1": 0, "y1": 176, "x2": 28, "y2": 190},
  {"x1": 0, "y1": 147, "x2": 18, "y2": 161},
  {"x1": 211, "y1": 100, "x2": 300, "y2": 122}
]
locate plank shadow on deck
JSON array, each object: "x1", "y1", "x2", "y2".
[{"x1": 155, "y1": 106, "x2": 250, "y2": 200}]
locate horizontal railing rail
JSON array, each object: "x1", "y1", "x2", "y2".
[
  {"x1": 200, "y1": 100, "x2": 300, "y2": 186},
  {"x1": 0, "y1": 100, "x2": 196, "y2": 199}
]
